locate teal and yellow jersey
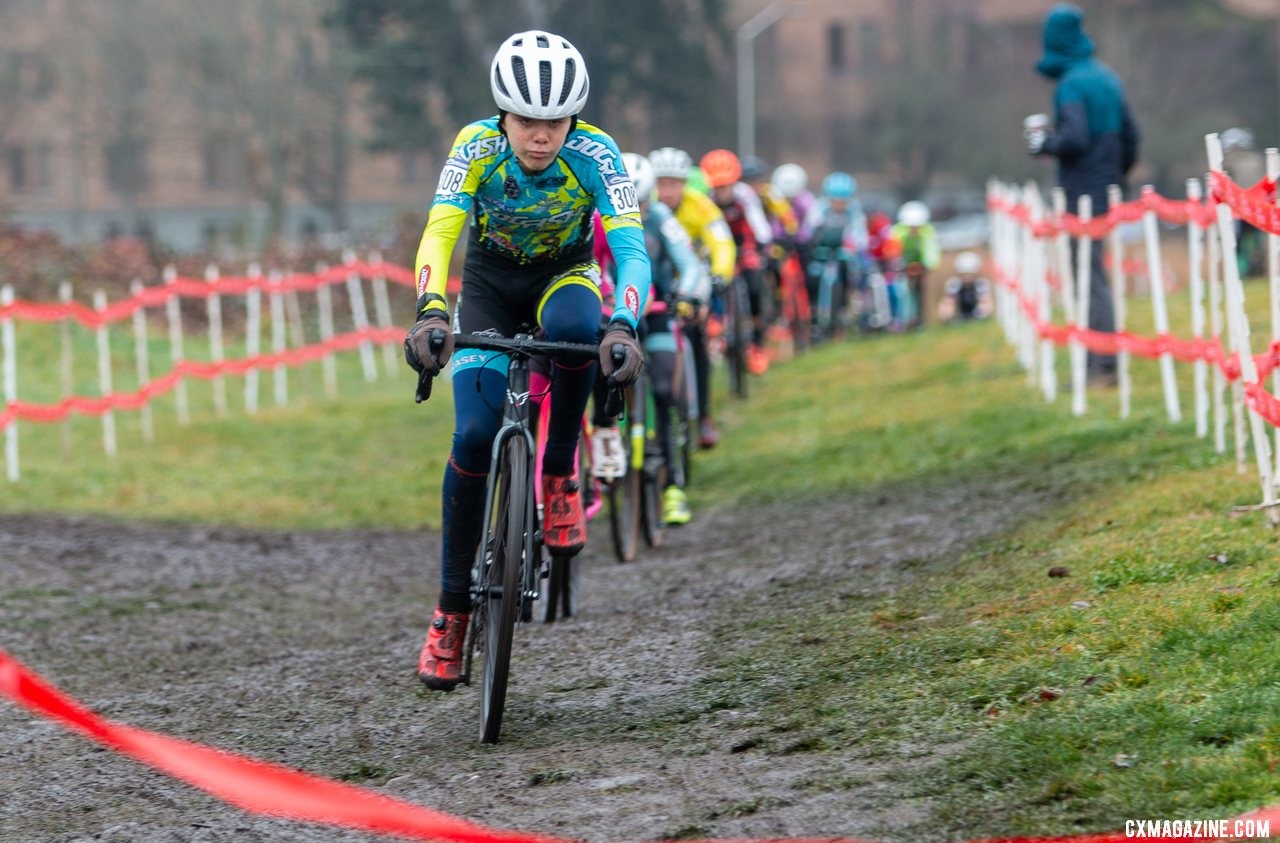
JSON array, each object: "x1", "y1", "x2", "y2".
[{"x1": 414, "y1": 117, "x2": 651, "y2": 328}]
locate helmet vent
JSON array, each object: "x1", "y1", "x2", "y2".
[
  {"x1": 559, "y1": 59, "x2": 576, "y2": 107},
  {"x1": 539, "y1": 59, "x2": 553, "y2": 107},
  {"x1": 512, "y1": 56, "x2": 531, "y2": 104}
]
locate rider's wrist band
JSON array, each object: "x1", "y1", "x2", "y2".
[{"x1": 416, "y1": 292, "x2": 448, "y2": 319}]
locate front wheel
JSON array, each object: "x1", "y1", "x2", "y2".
[
  {"x1": 476, "y1": 435, "x2": 529, "y2": 744},
  {"x1": 725, "y1": 279, "x2": 750, "y2": 399},
  {"x1": 609, "y1": 465, "x2": 641, "y2": 562},
  {"x1": 641, "y1": 453, "x2": 666, "y2": 548}
]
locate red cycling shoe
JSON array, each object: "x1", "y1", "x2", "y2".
[
  {"x1": 416, "y1": 607, "x2": 469, "y2": 691},
  {"x1": 542, "y1": 474, "x2": 586, "y2": 554}
]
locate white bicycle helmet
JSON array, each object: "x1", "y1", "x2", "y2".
[
  {"x1": 897, "y1": 200, "x2": 931, "y2": 227},
  {"x1": 771, "y1": 163, "x2": 807, "y2": 199},
  {"x1": 954, "y1": 251, "x2": 982, "y2": 274},
  {"x1": 490, "y1": 30, "x2": 589, "y2": 119},
  {"x1": 621, "y1": 152, "x2": 655, "y2": 199},
  {"x1": 1221, "y1": 127, "x2": 1255, "y2": 152},
  {"x1": 648, "y1": 147, "x2": 693, "y2": 180}
]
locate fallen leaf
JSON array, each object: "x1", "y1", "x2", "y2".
[
  {"x1": 1083, "y1": 675, "x2": 1105, "y2": 686},
  {"x1": 1020, "y1": 687, "x2": 1064, "y2": 704},
  {"x1": 1048, "y1": 566, "x2": 1070, "y2": 578}
]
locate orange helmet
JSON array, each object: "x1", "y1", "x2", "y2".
[{"x1": 699, "y1": 148, "x2": 742, "y2": 188}]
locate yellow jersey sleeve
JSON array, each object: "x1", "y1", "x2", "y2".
[{"x1": 675, "y1": 188, "x2": 737, "y2": 280}]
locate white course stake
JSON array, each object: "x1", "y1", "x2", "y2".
[
  {"x1": 1268, "y1": 148, "x2": 1280, "y2": 482},
  {"x1": 1142, "y1": 185, "x2": 1181, "y2": 423},
  {"x1": 59, "y1": 281, "x2": 74, "y2": 454},
  {"x1": 343, "y1": 249, "x2": 378, "y2": 383},
  {"x1": 2, "y1": 285, "x2": 17, "y2": 481},
  {"x1": 368, "y1": 251, "x2": 399, "y2": 375},
  {"x1": 205, "y1": 264, "x2": 227, "y2": 417},
  {"x1": 1018, "y1": 183, "x2": 1038, "y2": 379},
  {"x1": 1047, "y1": 191, "x2": 1073, "y2": 408},
  {"x1": 1022, "y1": 187, "x2": 1054, "y2": 400},
  {"x1": 1186, "y1": 179, "x2": 1208, "y2": 439},
  {"x1": 1107, "y1": 185, "x2": 1131, "y2": 420},
  {"x1": 164, "y1": 266, "x2": 190, "y2": 426},
  {"x1": 1207, "y1": 132, "x2": 1277, "y2": 520},
  {"x1": 317, "y1": 263, "x2": 338, "y2": 399},
  {"x1": 245, "y1": 263, "x2": 263, "y2": 415},
  {"x1": 1072, "y1": 195, "x2": 1093, "y2": 416},
  {"x1": 992, "y1": 184, "x2": 1013, "y2": 344},
  {"x1": 130, "y1": 280, "x2": 154, "y2": 444},
  {"x1": 93, "y1": 289, "x2": 117, "y2": 458},
  {"x1": 270, "y1": 270, "x2": 288, "y2": 407},
  {"x1": 1207, "y1": 221, "x2": 1229, "y2": 456}
]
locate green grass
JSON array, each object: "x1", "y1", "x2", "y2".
[
  {"x1": 683, "y1": 318, "x2": 1280, "y2": 836},
  {"x1": 6, "y1": 277, "x2": 1280, "y2": 838}
]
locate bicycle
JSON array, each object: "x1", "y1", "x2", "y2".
[
  {"x1": 776, "y1": 252, "x2": 811, "y2": 355},
  {"x1": 809, "y1": 244, "x2": 849, "y2": 343},
  {"x1": 719, "y1": 274, "x2": 752, "y2": 399},
  {"x1": 415, "y1": 330, "x2": 624, "y2": 743}
]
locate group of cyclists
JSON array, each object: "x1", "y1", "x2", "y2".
[{"x1": 401, "y1": 29, "x2": 987, "y2": 695}]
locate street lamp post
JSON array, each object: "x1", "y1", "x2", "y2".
[{"x1": 737, "y1": 2, "x2": 805, "y2": 159}]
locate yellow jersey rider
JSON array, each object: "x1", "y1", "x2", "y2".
[
  {"x1": 648, "y1": 146, "x2": 736, "y2": 448},
  {"x1": 404, "y1": 30, "x2": 651, "y2": 691}
]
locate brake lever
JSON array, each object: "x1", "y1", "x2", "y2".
[
  {"x1": 602, "y1": 343, "x2": 627, "y2": 418},
  {"x1": 413, "y1": 328, "x2": 448, "y2": 404}
]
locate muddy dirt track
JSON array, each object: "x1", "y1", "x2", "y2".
[{"x1": 0, "y1": 475, "x2": 1050, "y2": 843}]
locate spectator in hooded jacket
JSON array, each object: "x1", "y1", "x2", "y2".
[{"x1": 1028, "y1": 2, "x2": 1139, "y2": 384}]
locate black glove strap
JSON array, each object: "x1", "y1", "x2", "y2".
[
  {"x1": 415, "y1": 292, "x2": 448, "y2": 320},
  {"x1": 605, "y1": 319, "x2": 637, "y2": 339}
]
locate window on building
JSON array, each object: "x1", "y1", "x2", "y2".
[
  {"x1": 202, "y1": 132, "x2": 240, "y2": 191},
  {"x1": 105, "y1": 135, "x2": 149, "y2": 196},
  {"x1": 29, "y1": 142, "x2": 52, "y2": 192},
  {"x1": 7, "y1": 146, "x2": 26, "y2": 192},
  {"x1": 858, "y1": 19, "x2": 883, "y2": 72},
  {"x1": 828, "y1": 23, "x2": 846, "y2": 73},
  {"x1": 5, "y1": 52, "x2": 56, "y2": 101}
]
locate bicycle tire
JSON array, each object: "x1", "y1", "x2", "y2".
[
  {"x1": 544, "y1": 432, "x2": 589, "y2": 622},
  {"x1": 479, "y1": 435, "x2": 528, "y2": 744},
  {"x1": 641, "y1": 455, "x2": 665, "y2": 548},
  {"x1": 726, "y1": 280, "x2": 749, "y2": 399},
  {"x1": 609, "y1": 463, "x2": 640, "y2": 562},
  {"x1": 677, "y1": 342, "x2": 697, "y2": 487},
  {"x1": 543, "y1": 553, "x2": 579, "y2": 621}
]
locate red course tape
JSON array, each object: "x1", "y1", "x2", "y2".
[{"x1": 2, "y1": 650, "x2": 1276, "y2": 842}]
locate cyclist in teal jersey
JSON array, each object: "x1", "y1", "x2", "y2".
[{"x1": 403, "y1": 30, "x2": 651, "y2": 691}]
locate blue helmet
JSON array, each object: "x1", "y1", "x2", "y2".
[{"x1": 822, "y1": 171, "x2": 857, "y2": 200}]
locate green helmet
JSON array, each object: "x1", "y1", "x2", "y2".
[{"x1": 686, "y1": 165, "x2": 710, "y2": 196}]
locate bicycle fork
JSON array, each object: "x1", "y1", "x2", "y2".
[{"x1": 474, "y1": 363, "x2": 541, "y2": 611}]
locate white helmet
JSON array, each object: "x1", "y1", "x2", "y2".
[
  {"x1": 621, "y1": 152, "x2": 655, "y2": 200},
  {"x1": 1221, "y1": 127, "x2": 1255, "y2": 152},
  {"x1": 771, "y1": 163, "x2": 807, "y2": 199},
  {"x1": 898, "y1": 200, "x2": 931, "y2": 227},
  {"x1": 954, "y1": 251, "x2": 982, "y2": 274},
  {"x1": 490, "y1": 30, "x2": 589, "y2": 119},
  {"x1": 648, "y1": 147, "x2": 692, "y2": 180}
]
